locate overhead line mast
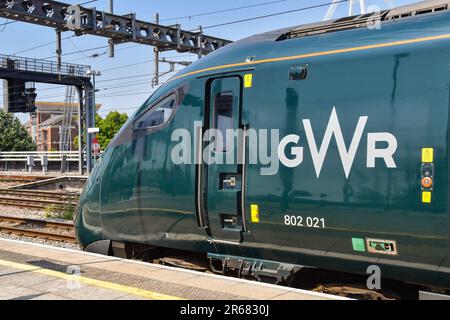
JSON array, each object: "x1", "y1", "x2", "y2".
[
  {"x1": 323, "y1": 0, "x2": 395, "y2": 20},
  {"x1": 154, "y1": 13, "x2": 159, "y2": 87},
  {"x1": 107, "y1": 0, "x2": 114, "y2": 58},
  {"x1": 324, "y1": 0, "x2": 366, "y2": 20}
]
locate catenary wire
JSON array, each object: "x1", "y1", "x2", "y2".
[{"x1": 195, "y1": 0, "x2": 350, "y2": 30}]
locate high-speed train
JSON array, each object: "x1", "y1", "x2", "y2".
[{"x1": 76, "y1": 0, "x2": 450, "y2": 296}]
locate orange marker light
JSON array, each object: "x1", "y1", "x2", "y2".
[{"x1": 422, "y1": 177, "x2": 433, "y2": 189}]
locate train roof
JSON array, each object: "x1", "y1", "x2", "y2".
[
  {"x1": 246, "y1": 0, "x2": 450, "y2": 42},
  {"x1": 170, "y1": 0, "x2": 450, "y2": 84}
]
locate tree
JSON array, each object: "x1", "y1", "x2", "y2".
[
  {"x1": 97, "y1": 111, "x2": 128, "y2": 150},
  {"x1": 73, "y1": 111, "x2": 128, "y2": 151},
  {"x1": 0, "y1": 110, "x2": 36, "y2": 151}
]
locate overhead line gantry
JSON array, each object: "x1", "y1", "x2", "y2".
[
  {"x1": 0, "y1": 0, "x2": 232, "y2": 55},
  {"x1": 0, "y1": 0, "x2": 232, "y2": 174}
]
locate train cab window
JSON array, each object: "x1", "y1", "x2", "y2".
[
  {"x1": 134, "y1": 93, "x2": 177, "y2": 130},
  {"x1": 214, "y1": 92, "x2": 234, "y2": 152}
]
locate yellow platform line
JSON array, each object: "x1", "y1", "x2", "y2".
[{"x1": 0, "y1": 259, "x2": 184, "y2": 300}]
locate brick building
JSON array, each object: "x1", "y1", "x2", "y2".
[{"x1": 25, "y1": 101, "x2": 101, "y2": 151}]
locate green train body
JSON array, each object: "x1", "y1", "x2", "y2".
[{"x1": 76, "y1": 2, "x2": 450, "y2": 289}]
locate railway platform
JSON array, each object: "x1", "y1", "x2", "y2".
[{"x1": 0, "y1": 238, "x2": 345, "y2": 300}]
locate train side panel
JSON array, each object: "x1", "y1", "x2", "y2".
[
  {"x1": 76, "y1": 8, "x2": 450, "y2": 288},
  {"x1": 240, "y1": 36, "x2": 450, "y2": 286},
  {"x1": 93, "y1": 80, "x2": 216, "y2": 252}
]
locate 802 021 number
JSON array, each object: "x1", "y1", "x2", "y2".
[{"x1": 284, "y1": 215, "x2": 326, "y2": 229}]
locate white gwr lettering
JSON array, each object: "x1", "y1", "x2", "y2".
[
  {"x1": 278, "y1": 107, "x2": 398, "y2": 178},
  {"x1": 367, "y1": 132, "x2": 398, "y2": 168},
  {"x1": 171, "y1": 107, "x2": 398, "y2": 178},
  {"x1": 303, "y1": 107, "x2": 368, "y2": 178},
  {"x1": 278, "y1": 134, "x2": 304, "y2": 168}
]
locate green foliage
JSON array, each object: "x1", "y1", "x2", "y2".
[
  {"x1": 73, "y1": 111, "x2": 128, "y2": 151},
  {"x1": 44, "y1": 202, "x2": 74, "y2": 221},
  {"x1": 0, "y1": 110, "x2": 36, "y2": 151},
  {"x1": 97, "y1": 111, "x2": 128, "y2": 150},
  {"x1": 73, "y1": 135, "x2": 80, "y2": 149}
]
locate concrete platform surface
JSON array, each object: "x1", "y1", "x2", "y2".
[{"x1": 0, "y1": 238, "x2": 346, "y2": 300}]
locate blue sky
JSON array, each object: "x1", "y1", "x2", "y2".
[{"x1": 0, "y1": 0, "x2": 415, "y2": 122}]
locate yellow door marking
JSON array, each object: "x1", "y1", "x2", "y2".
[
  {"x1": 422, "y1": 148, "x2": 434, "y2": 163},
  {"x1": 422, "y1": 191, "x2": 432, "y2": 203},
  {"x1": 250, "y1": 204, "x2": 260, "y2": 223},
  {"x1": 172, "y1": 33, "x2": 450, "y2": 81},
  {"x1": 0, "y1": 259, "x2": 183, "y2": 300},
  {"x1": 244, "y1": 74, "x2": 253, "y2": 88}
]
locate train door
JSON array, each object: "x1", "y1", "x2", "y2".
[{"x1": 201, "y1": 76, "x2": 247, "y2": 243}]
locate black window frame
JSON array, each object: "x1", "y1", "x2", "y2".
[
  {"x1": 132, "y1": 91, "x2": 179, "y2": 131},
  {"x1": 213, "y1": 91, "x2": 234, "y2": 153}
]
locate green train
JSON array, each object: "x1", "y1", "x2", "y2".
[{"x1": 75, "y1": 0, "x2": 450, "y2": 296}]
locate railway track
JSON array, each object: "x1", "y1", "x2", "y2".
[
  {"x1": 0, "y1": 175, "x2": 53, "y2": 183},
  {"x1": 0, "y1": 189, "x2": 79, "y2": 210},
  {"x1": 0, "y1": 215, "x2": 413, "y2": 299},
  {"x1": 0, "y1": 215, "x2": 76, "y2": 243}
]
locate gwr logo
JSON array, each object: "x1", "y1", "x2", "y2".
[
  {"x1": 171, "y1": 107, "x2": 398, "y2": 178},
  {"x1": 278, "y1": 107, "x2": 398, "y2": 178}
]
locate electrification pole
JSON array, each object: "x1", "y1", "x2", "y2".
[
  {"x1": 56, "y1": 29, "x2": 62, "y2": 79},
  {"x1": 108, "y1": 0, "x2": 115, "y2": 58},
  {"x1": 108, "y1": 0, "x2": 113, "y2": 14},
  {"x1": 324, "y1": 0, "x2": 367, "y2": 20},
  {"x1": 153, "y1": 13, "x2": 160, "y2": 87},
  {"x1": 197, "y1": 26, "x2": 203, "y2": 60},
  {"x1": 86, "y1": 69, "x2": 101, "y2": 173}
]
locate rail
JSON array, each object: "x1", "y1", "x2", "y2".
[
  {"x1": 0, "y1": 215, "x2": 76, "y2": 243},
  {"x1": 0, "y1": 188, "x2": 79, "y2": 210}
]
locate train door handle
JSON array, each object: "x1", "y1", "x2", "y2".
[
  {"x1": 223, "y1": 177, "x2": 237, "y2": 188},
  {"x1": 221, "y1": 175, "x2": 241, "y2": 190}
]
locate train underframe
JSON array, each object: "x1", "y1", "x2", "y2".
[{"x1": 83, "y1": 239, "x2": 450, "y2": 300}]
